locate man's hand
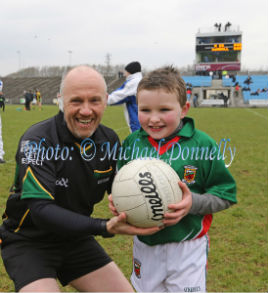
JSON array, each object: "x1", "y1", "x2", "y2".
[
  {"x1": 108, "y1": 194, "x2": 119, "y2": 216},
  {"x1": 106, "y1": 212, "x2": 161, "y2": 236},
  {"x1": 163, "y1": 181, "x2": 192, "y2": 226}
]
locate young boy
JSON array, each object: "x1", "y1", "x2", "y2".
[{"x1": 110, "y1": 66, "x2": 237, "y2": 292}]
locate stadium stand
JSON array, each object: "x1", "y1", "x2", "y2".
[
  {"x1": 1, "y1": 74, "x2": 266, "y2": 107},
  {"x1": 222, "y1": 77, "x2": 233, "y2": 87},
  {"x1": 2, "y1": 77, "x2": 62, "y2": 104},
  {"x1": 1, "y1": 75, "x2": 119, "y2": 105},
  {"x1": 182, "y1": 76, "x2": 212, "y2": 87},
  {"x1": 222, "y1": 75, "x2": 268, "y2": 104}
]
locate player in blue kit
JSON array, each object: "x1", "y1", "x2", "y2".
[{"x1": 108, "y1": 61, "x2": 142, "y2": 132}]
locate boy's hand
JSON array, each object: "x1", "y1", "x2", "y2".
[
  {"x1": 163, "y1": 181, "x2": 192, "y2": 226},
  {"x1": 108, "y1": 194, "x2": 119, "y2": 216},
  {"x1": 107, "y1": 212, "x2": 161, "y2": 236}
]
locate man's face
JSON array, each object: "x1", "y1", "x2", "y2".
[{"x1": 63, "y1": 68, "x2": 107, "y2": 139}]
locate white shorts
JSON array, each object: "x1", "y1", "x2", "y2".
[{"x1": 131, "y1": 235, "x2": 209, "y2": 292}]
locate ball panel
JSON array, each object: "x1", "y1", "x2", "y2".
[
  {"x1": 113, "y1": 195, "x2": 145, "y2": 212},
  {"x1": 126, "y1": 204, "x2": 163, "y2": 228},
  {"x1": 112, "y1": 179, "x2": 141, "y2": 197},
  {"x1": 154, "y1": 161, "x2": 182, "y2": 204},
  {"x1": 111, "y1": 158, "x2": 182, "y2": 228}
]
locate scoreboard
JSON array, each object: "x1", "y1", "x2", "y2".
[
  {"x1": 195, "y1": 24, "x2": 242, "y2": 73},
  {"x1": 196, "y1": 43, "x2": 242, "y2": 52}
]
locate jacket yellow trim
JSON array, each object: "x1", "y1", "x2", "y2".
[
  {"x1": 23, "y1": 166, "x2": 54, "y2": 200},
  {"x1": 75, "y1": 142, "x2": 92, "y2": 152},
  {"x1": 14, "y1": 209, "x2": 30, "y2": 233},
  {"x1": 94, "y1": 166, "x2": 113, "y2": 174}
]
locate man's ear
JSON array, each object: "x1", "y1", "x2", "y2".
[
  {"x1": 104, "y1": 93, "x2": 108, "y2": 108},
  {"x1": 58, "y1": 97, "x2": 64, "y2": 112}
]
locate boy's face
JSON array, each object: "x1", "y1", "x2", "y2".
[{"x1": 138, "y1": 89, "x2": 190, "y2": 140}]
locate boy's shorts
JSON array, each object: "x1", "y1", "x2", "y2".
[
  {"x1": 131, "y1": 234, "x2": 209, "y2": 292},
  {"x1": 1, "y1": 230, "x2": 112, "y2": 292}
]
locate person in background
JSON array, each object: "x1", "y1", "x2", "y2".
[
  {"x1": 0, "y1": 92, "x2": 5, "y2": 112},
  {"x1": 0, "y1": 103, "x2": 5, "y2": 164},
  {"x1": 186, "y1": 86, "x2": 192, "y2": 101},
  {"x1": 24, "y1": 90, "x2": 33, "y2": 111},
  {"x1": 250, "y1": 89, "x2": 261, "y2": 96},
  {"x1": 0, "y1": 82, "x2": 5, "y2": 163},
  {"x1": 36, "y1": 89, "x2": 42, "y2": 111},
  {"x1": 244, "y1": 75, "x2": 252, "y2": 85},
  {"x1": 193, "y1": 93, "x2": 199, "y2": 107},
  {"x1": 108, "y1": 61, "x2": 142, "y2": 132},
  {"x1": 234, "y1": 84, "x2": 240, "y2": 97}
]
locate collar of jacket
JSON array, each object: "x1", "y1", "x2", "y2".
[{"x1": 126, "y1": 72, "x2": 143, "y2": 81}]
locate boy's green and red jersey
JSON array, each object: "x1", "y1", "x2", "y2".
[{"x1": 117, "y1": 117, "x2": 237, "y2": 246}]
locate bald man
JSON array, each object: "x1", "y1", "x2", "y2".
[{"x1": 0, "y1": 66, "x2": 160, "y2": 292}]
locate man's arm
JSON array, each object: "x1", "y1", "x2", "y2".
[
  {"x1": 28, "y1": 199, "x2": 161, "y2": 237},
  {"x1": 28, "y1": 199, "x2": 113, "y2": 237}
]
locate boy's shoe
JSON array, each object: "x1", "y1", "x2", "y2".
[{"x1": 0, "y1": 158, "x2": 5, "y2": 164}]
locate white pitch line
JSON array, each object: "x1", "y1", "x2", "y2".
[
  {"x1": 245, "y1": 108, "x2": 268, "y2": 120},
  {"x1": 114, "y1": 126, "x2": 130, "y2": 132},
  {"x1": 1, "y1": 159, "x2": 14, "y2": 164}
]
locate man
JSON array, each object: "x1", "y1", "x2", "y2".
[
  {"x1": 0, "y1": 86, "x2": 5, "y2": 163},
  {"x1": 193, "y1": 93, "x2": 199, "y2": 107},
  {"x1": 35, "y1": 89, "x2": 42, "y2": 111},
  {"x1": 0, "y1": 91, "x2": 5, "y2": 112},
  {"x1": 24, "y1": 90, "x2": 32, "y2": 111},
  {"x1": 0, "y1": 66, "x2": 160, "y2": 292},
  {"x1": 108, "y1": 61, "x2": 142, "y2": 132},
  {"x1": 0, "y1": 109, "x2": 4, "y2": 163}
]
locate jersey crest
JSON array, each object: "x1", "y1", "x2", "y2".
[
  {"x1": 133, "y1": 258, "x2": 142, "y2": 279},
  {"x1": 183, "y1": 165, "x2": 198, "y2": 184}
]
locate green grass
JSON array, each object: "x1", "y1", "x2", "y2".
[{"x1": 0, "y1": 105, "x2": 267, "y2": 292}]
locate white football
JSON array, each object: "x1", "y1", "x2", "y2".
[{"x1": 111, "y1": 158, "x2": 182, "y2": 227}]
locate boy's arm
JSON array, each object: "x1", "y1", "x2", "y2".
[
  {"x1": 189, "y1": 137, "x2": 237, "y2": 215},
  {"x1": 189, "y1": 192, "x2": 234, "y2": 215}
]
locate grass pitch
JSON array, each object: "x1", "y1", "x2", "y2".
[{"x1": 0, "y1": 105, "x2": 267, "y2": 292}]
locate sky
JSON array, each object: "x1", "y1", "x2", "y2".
[{"x1": 0, "y1": 0, "x2": 268, "y2": 76}]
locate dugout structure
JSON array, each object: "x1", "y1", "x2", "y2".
[{"x1": 195, "y1": 23, "x2": 242, "y2": 75}]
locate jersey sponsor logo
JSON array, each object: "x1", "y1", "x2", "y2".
[
  {"x1": 20, "y1": 140, "x2": 31, "y2": 153},
  {"x1": 21, "y1": 140, "x2": 44, "y2": 166},
  {"x1": 184, "y1": 286, "x2": 201, "y2": 292},
  {"x1": 55, "y1": 178, "x2": 69, "y2": 188},
  {"x1": 21, "y1": 156, "x2": 43, "y2": 166},
  {"x1": 133, "y1": 258, "x2": 142, "y2": 279},
  {"x1": 183, "y1": 165, "x2": 198, "y2": 184},
  {"x1": 97, "y1": 177, "x2": 110, "y2": 184}
]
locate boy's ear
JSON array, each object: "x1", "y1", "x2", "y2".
[{"x1": 180, "y1": 101, "x2": 190, "y2": 119}]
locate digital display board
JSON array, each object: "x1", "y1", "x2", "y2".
[{"x1": 196, "y1": 43, "x2": 242, "y2": 52}]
